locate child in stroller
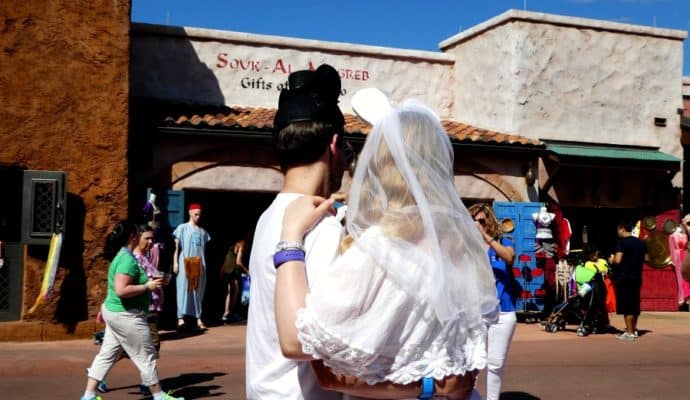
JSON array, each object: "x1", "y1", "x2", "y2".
[{"x1": 544, "y1": 245, "x2": 610, "y2": 336}]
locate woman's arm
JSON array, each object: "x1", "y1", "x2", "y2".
[
  {"x1": 275, "y1": 257, "x2": 311, "y2": 359},
  {"x1": 488, "y1": 238, "x2": 515, "y2": 265},
  {"x1": 114, "y1": 273, "x2": 161, "y2": 298},
  {"x1": 275, "y1": 196, "x2": 335, "y2": 360},
  {"x1": 236, "y1": 244, "x2": 250, "y2": 274},
  {"x1": 682, "y1": 248, "x2": 690, "y2": 281}
]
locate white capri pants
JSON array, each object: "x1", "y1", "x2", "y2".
[
  {"x1": 470, "y1": 311, "x2": 517, "y2": 400},
  {"x1": 87, "y1": 305, "x2": 160, "y2": 386}
]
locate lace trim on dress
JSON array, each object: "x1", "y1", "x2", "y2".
[{"x1": 295, "y1": 307, "x2": 488, "y2": 385}]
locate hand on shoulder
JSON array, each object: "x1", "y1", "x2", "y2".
[{"x1": 282, "y1": 196, "x2": 335, "y2": 241}]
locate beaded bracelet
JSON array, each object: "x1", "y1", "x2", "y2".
[
  {"x1": 273, "y1": 249, "x2": 306, "y2": 269},
  {"x1": 275, "y1": 240, "x2": 304, "y2": 252}
]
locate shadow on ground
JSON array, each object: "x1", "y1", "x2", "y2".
[
  {"x1": 107, "y1": 372, "x2": 226, "y2": 399},
  {"x1": 159, "y1": 329, "x2": 208, "y2": 342},
  {"x1": 160, "y1": 372, "x2": 227, "y2": 399},
  {"x1": 501, "y1": 391, "x2": 541, "y2": 400}
]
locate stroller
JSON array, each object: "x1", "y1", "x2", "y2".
[{"x1": 544, "y1": 258, "x2": 609, "y2": 336}]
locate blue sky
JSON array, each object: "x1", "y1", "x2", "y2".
[{"x1": 132, "y1": 0, "x2": 690, "y2": 75}]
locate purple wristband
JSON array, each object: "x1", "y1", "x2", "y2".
[{"x1": 273, "y1": 249, "x2": 306, "y2": 269}]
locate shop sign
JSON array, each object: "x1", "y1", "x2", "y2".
[{"x1": 132, "y1": 34, "x2": 454, "y2": 115}]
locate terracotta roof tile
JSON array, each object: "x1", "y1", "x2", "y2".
[{"x1": 163, "y1": 106, "x2": 543, "y2": 147}]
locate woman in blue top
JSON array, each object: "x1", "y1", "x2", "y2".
[{"x1": 468, "y1": 203, "x2": 517, "y2": 400}]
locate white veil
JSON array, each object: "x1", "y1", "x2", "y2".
[{"x1": 347, "y1": 89, "x2": 498, "y2": 323}]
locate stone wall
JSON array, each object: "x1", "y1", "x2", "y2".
[{"x1": 0, "y1": 0, "x2": 130, "y2": 338}]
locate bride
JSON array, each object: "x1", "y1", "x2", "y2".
[{"x1": 274, "y1": 88, "x2": 498, "y2": 399}]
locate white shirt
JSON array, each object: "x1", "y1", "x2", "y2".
[{"x1": 246, "y1": 193, "x2": 344, "y2": 400}]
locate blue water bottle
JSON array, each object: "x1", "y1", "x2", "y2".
[{"x1": 240, "y1": 273, "x2": 250, "y2": 306}]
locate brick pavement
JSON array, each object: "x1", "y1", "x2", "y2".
[{"x1": 0, "y1": 312, "x2": 689, "y2": 399}]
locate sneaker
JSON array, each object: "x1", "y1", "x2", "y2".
[
  {"x1": 162, "y1": 391, "x2": 185, "y2": 400},
  {"x1": 97, "y1": 380, "x2": 108, "y2": 393},
  {"x1": 616, "y1": 332, "x2": 636, "y2": 341},
  {"x1": 227, "y1": 312, "x2": 246, "y2": 323},
  {"x1": 140, "y1": 384, "x2": 151, "y2": 395},
  {"x1": 80, "y1": 396, "x2": 103, "y2": 400},
  {"x1": 633, "y1": 330, "x2": 639, "y2": 338}
]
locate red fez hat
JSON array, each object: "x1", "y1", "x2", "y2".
[{"x1": 188, "y1": 203, "x2": 202, "y2": 211}]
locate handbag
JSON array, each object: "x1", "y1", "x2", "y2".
[
  {"x1": 603, "y1": 275, "x2": 617, "y2": 313},
  {"x1": 593, "y1": 260, "x2": 617, "y2": 313},
  {"x1": 184, "y1": 256, "x2": 202, "y2": 293}
]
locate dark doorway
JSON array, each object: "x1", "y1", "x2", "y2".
[
  {"x1": 562, "y1": 207, "x2": 638, "y2": 257},
  {"x1": 159, "y1": 189, "x2": 275, "y2": 327},
  {"x1": 0, "y1": 166, "x2": 24, "y2": 321}
]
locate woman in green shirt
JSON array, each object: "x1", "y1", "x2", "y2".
[{"x1": 80, "y1": 221, "x2": 183, "y2": 400}]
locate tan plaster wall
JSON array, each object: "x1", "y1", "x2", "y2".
[
  {"x1": 510, "y1": 21, "x2": 683, "y2": 157},
  {"x1": 446, "y1": 19, "x2": 684, "y2": 157},
  {"x1": 0, "y1": 0, "x2": 131, "y2": 330},
  {"x1": 172, "y1": 164, "x2": 284, "y2": 192},
  {"x1": 164, "y1": 146, "x2": 534, "y2": 203},
  {"x1": 131, "y1": 24, "x2": 455, "y2": 117}
]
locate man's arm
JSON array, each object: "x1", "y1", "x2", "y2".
[{"x1": 312, "y1": 361, "x2": 474, "y2": 400}]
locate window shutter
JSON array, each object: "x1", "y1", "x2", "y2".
[
  {"x1": 22, "y1": 171, "x2": 67, "y2": 245},
  {"x1": 146, "y1": 188, "x2": 184, "y2": 236}
]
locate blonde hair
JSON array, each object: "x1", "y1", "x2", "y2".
[
  {"x1": 467, "y1": 203, "x2": 502, "y2": 240},
  {"x1": 359, "y1": 110, "x2": 453, "y2": 241}
]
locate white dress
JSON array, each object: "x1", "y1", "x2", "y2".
[{"x1": 296, "y1": 226, "x2": 490, "y2": 385}]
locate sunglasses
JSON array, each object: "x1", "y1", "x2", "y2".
[
  {"x1": 343, "y1": 141, "x2": 357, "y2": 174},
  {"x1": 343, "y1": 141, "x2": 355, "y2": 161},
  {"x1": 474, "y1": 217, "x2": 487, "y2": 226}
]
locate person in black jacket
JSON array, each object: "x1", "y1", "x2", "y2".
[{"x1": 609, "y1": 220, "x2": 648, "y2": 341}]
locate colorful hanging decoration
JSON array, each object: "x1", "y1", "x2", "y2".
[{"x1": 28, "y1": 232, "x2": 63, "y2": 313}]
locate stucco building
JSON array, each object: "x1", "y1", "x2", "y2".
[
  {"x1": 0, "y1": 4, "x2": 687, "y2": 339},
  {"x1": 0, "y1": 1, "x2": 131, "y2": 339}
]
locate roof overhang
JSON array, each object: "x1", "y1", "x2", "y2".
[
  {"x1": 149, "y1": 101, "x2": 546, "y2": 153},
  {"x1": 544, "y1": 140, "x2": 680, "y2": 171}
]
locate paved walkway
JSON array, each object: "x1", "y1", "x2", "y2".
[{"x1": 1, "y1": 312, "x2": 689, "y2": 399}]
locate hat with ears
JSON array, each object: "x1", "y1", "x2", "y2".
[{"x1": 273, "y1": 64, "x2": 345, "y2": 136}]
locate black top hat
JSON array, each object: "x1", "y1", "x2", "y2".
[{"x1": 273, "y1": 64, "x2": 345, "y2": 135}]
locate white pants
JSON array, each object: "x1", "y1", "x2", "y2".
[
  {"x1": 470, "y1": 311, "x2": 517, "y2": 400},
  {"x1": 87, "y1": 305, "x2": 160, "y2": 386}
]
